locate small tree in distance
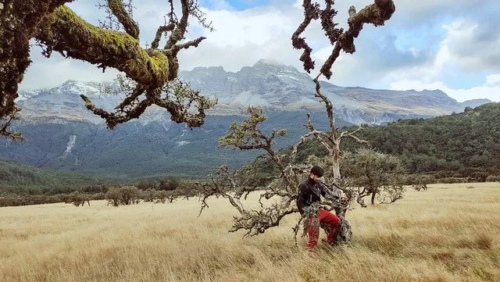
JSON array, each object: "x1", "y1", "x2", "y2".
[
  {"x1": 105, "y1": 186, "x2": 141, "y2": 206},
  {"x1": 341, "y1": 148, "x2": 406, "y2": 206}
]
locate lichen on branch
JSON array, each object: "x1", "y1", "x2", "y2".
[
  {"x1": 0, "y1": 0, "x2": 212, "y2": 138},
  {"x1": 292, "y1": 0, "x2": 395, "y2": 78}
]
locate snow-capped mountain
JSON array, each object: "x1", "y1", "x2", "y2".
[
  {"x1": 17, "y1": 80, "x2": 124, "y2": 123},
  {"x1": 4, "y1": 60, "x2": 492, "y2": 179},
  {"x1": 180, "y1": 59, "x2": 485, "y2": 123},
  {"x1": 18, "y1": 59, "x2": 488, "y2": 125}
]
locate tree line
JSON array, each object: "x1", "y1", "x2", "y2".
[
  {"x1": 0, "y1": 176, "x2": 198, "y2": 207},
  {"x1": 297, "y1": 103, "x2": 500, "y2": 183}
]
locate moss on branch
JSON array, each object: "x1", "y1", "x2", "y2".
[{"x1": 36, "y1": 5, "x2": 169, "y2": 86}]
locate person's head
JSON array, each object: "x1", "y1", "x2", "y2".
[{"x1": 309, "y1": 165, "x2": 324, "y2": 182}]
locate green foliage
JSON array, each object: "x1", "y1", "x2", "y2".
[
  {"x1": 105, "y1": 186, "x2": 141, "y2": 206},
  {"x1": 339, "y1": 103, "x2": 500, "y2": 181},
  {"x1": 219, "y1": 107, "x2": 287, "y2": 151},
  {"x1": 341, "y1": 148, "x2": 406, "y2": 205},
  {"x1": 0, "y1": 159, "x2": 103, "y2": 195}
]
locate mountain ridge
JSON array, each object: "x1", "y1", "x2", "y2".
[
  {"x1": 18, "y1": 59, "x2": 490, "y2": 126},
  {"x1": 3, "y1": 59, "x2": 493, "y2": 179}
]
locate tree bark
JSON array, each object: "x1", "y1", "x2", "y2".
[
  {"x1": 1, "y1": 0, "x2": 209, "y2": 137},
  {"x1": 35, "y1": 6, "x2": 171, "y2": 87},
  {"x1": 0, "y1": 1, "x2": 73, "y2": 138}
]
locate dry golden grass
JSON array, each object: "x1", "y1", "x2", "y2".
[{"x1": 1, "y1": 182, "x2": 499, "y2": 282}]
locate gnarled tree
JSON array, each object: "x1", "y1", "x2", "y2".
[
  {"x1": 0, "y1": 0, "x2": 214, "y2": 139},
  {"x1": 198, "y1": 0, "x2": 397, "y2": 238}
]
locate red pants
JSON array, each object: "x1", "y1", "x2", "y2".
[{"x1": 307, "y1": 209, "x2": 340, "y2": 249}]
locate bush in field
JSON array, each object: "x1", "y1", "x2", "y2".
[
  {"x1": 90, "y1": 192, "x2": 105, "y2": 201},
  {"x1": 406, "y1": 175, "x2": 433, "y2": 191},
  {"x1": 341, "y1": 148, "x2": 406, "y2": 205},
  {"x1": 485, "y1": 175, "x2": 500, "y2": 182},
  {"x1": 158, "y1": 176, "x2": 180, "y2": 191},
  {"x1": 120, "y1": 186, "x2": 141, "y2": 205},
  {"x1": 105, "y1": 188, "x2": 121, "y2": 206},
  {"x1": 137, "y1": 179, "x2": 157, "y2": 191},
  {"x1": 64, "y1": 192, "x2": 91, "y2": 207},
  {"x1": 154, "y1": 190, "x2": 168, "y2": 203},
  {"x1": 142, "y1": 189, "x2": 156, "y2": 202},
  {"x1": 105, "y1": 186, "x2": 141, "y2": 206}
]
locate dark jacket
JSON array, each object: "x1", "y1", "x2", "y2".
[{"x1": 296, "y1": 177, "x2": 329, "y2": 215}]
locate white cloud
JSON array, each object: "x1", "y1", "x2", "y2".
[
  {"x1": 22, "y1": 49, "x2": 118, "y2": 90},
  {"x1": 384, "y1": 16, "x2": 500, "y2": 102},
  {"x1": 485, "y1": 74, "x2": 500, "y2": 86},
  {"x1": 18, "y1": 0, "x2": 500, "y2": 104},
  {"x1": 442, "y1": 20, "x2": 500, "y2": 72},
  {"x1": 390, "y1": 78, "x2": 500, "y2": 102}
]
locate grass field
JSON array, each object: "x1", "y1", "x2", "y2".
[{"x1": 1, "y1": 183, "x2": 499, "y2": 282}]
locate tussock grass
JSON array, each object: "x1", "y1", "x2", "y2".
[{"x1": 1, "y1": 183, "x2": 499, "y2": 281}]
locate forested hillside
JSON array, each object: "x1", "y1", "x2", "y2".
[
  {"x1": 341, "y1": 103, "x2": 500, "y2": 181},
  {"x1": 0, "y1": 160, "x2": 104, "y2": 195}
]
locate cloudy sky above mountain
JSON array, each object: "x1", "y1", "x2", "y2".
[{"x1": 20, "y1": 0, "x2": 500, "y2": 102}]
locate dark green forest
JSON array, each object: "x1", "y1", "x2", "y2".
[
  {"x1": 0, "y1": 159, "x2": 105, "y2": 195},
  {"x1": 353, "y1": 103, "x2": 500, "y2": 181},
  {"x1": 298, "y1": 103, "x2": 500, "y2": 182}
]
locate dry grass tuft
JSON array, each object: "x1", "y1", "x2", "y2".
[
  {"x1": 457, "y1": 233, "x2": 494, "y2": 250},
  {"x1": 1, "y1": 182, "x2": 499, "y2": 281}
]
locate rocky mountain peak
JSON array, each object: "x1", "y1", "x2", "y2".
[
  {"x1": 250, "y1": 59, "x2": 303, "y2": 76},
  {"x1": 16, "y1": 60, "x2": 493, "y2": 125},
  {"x1": 253, "y1": 59, "x2": 292, "y2": 70},
  {"x1": 187, "y1": 66, "x2": 227, "y2": 76}
]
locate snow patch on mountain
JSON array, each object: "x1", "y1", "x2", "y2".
[
  {"x1": 176, "y1": 141, "x2": 190, "y2": 146},
  {"x1": 61, "y1": 135, "x2": 76, "y2": 159},
  {"x1": 17, "y1": 59, "x2": 493, "y2": 126}
]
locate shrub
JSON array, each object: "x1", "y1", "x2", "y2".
[{"x1": 485, "y1": 175, "x2": 500, "y2": 182}]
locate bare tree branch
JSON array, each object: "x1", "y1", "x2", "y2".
[
  {"x1": 151, "y1": 24, "x2": 175, "y2": 49},
  {"x1": 292, "y1": 0, "x2": 396, "y2": 79}
]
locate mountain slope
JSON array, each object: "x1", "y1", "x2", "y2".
[
  {"x1": 0, "y1": 159, "x2": 101, "y2": 195},
  {"x1": 3, "y1": 111, "x2": 343, "y2": 179},
  {"x1": 4, "y1": 59, "x2": 492, "y2": 179},
  {"x1": 19, "y1": 60, "x2": 490, "y2": 125}
]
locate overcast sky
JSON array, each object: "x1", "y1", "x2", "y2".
[{"x1": 20, "y1": 0, "x2": 500, "y2": 102}]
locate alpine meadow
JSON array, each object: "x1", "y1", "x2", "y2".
[{"x1": 1, "y1": 183, "x2": 499, "y2": 281}]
